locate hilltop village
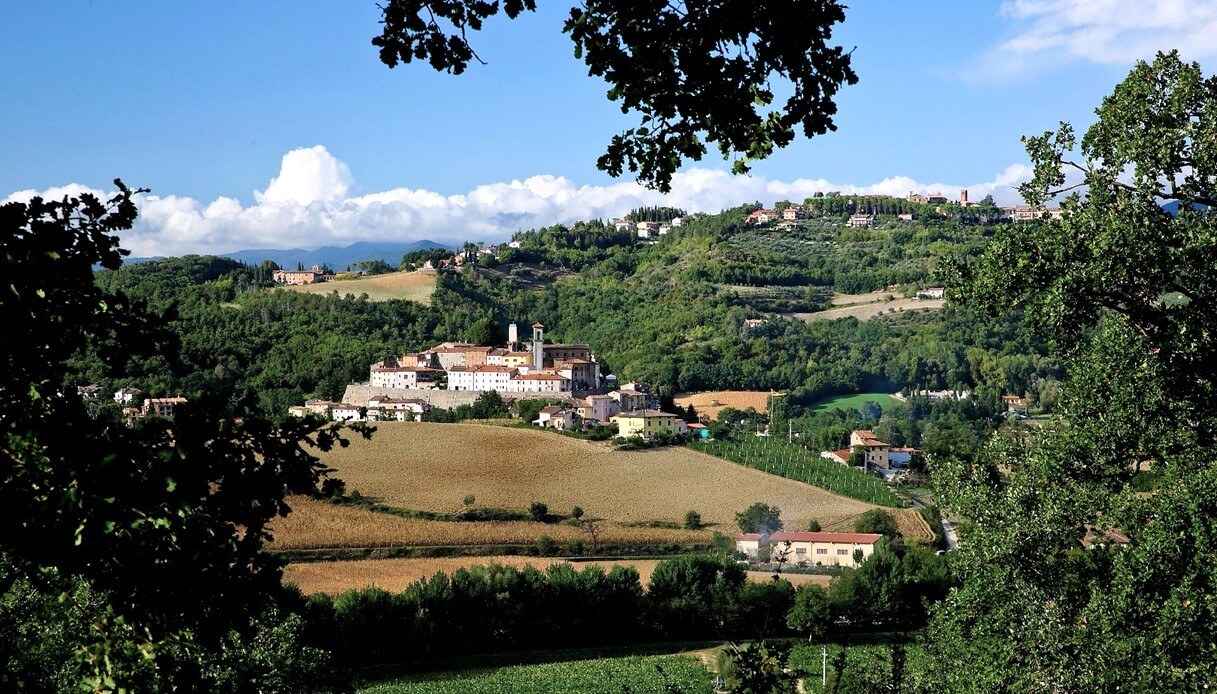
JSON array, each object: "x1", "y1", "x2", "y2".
[{"x1": 287, "y1": 321, "x2": 693, "y2": 440}]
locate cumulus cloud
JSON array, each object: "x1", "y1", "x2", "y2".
[
  {"x1": 974, "y1": 0, "x2": 1217, "y2": 79},
  {"x1": 5, "y1": 145, "x2": 1034, "y2": 257}
]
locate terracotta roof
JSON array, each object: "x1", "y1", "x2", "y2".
[
  {"x1": 853, "y1": 429, "x2": 889, "y2": 447},
  {"x1": 449, "y1": 364, "x2": 516, "y2": 373},
  {"x1": 737, "y1": 532, "x2": 882, "y2": 545},
  {"x1": 614, "y1": 409, "x2": 680, "y2": 418},
  {"x1": 513, "y1": 372, "x2": 566, "y2": 381},
  {"x1": 372, "y1": 365, "x2": 439, "y2": 373}
]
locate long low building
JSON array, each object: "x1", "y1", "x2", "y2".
[
  {"x1": 610, "y1": 410, "x2": 688, "y2": 439},
  {"x1": 340, "y1": 384, "x2": 576, "y2": 409},
  {"x1": 735, "y1": 531, "x2": 883, "y2": 568}
]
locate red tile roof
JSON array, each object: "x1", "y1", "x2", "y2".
[{"x1": 736, "y1": 531, "x2": 882, "y2": 545}]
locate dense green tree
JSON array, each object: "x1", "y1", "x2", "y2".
[
  {"x1": 0, "y1": 184, "x2": 362, "y2": 689},
  {"x1": 736, "y1": 502, "x2": 784, "y2": 534},
  {"x1": 928, "y1": 52, "x2": 1217, "y2": 691},
  {"x1": 786, "y1": 584, "x2": 832, "y2": 641},
  {"x1": 853, "y1": 510, "x2": 898, "y2": 537}
]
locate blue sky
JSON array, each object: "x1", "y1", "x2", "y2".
[{"x1": 4, "y1": 1, "x2": 1215, "y2": 255}]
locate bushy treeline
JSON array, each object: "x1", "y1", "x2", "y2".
[
  {"x1": 625, "y1": 205, "x2": 686, "y2": 222},
  {"x1": 299, "y1": 545, "x2": 950, "y2": 671}
]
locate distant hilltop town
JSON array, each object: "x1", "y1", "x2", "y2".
[
  {"x1": 745, "y1": 189, "x2": 1064, "y2": 229},
  {"x1": 369, "y1": 322, "x2": 600, "y2": 394},
  {"x1": 286, "y1": 322, "x2": 695, "y2": 440}
]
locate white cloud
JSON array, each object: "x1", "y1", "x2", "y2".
[
  {"x1": 5, "y1": 145, "x2": 1033, "y2": 257},
  {"x1": 976, "y1": 0, "x2": 1217, "y2": 79}
]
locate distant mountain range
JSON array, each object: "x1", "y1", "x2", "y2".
[
  {"x1": 221, "y1": 240, "x2": 448, "y2": 268},
  {"x1": 129, "y1": 240, "x2": 449, "y2": 268}
]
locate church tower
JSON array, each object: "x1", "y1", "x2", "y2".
[{"x1": 531, "y1": 322, "x2": 545, "y2": 370}]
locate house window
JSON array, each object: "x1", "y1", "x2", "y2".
[
  {"x1": 795, "y1": 548, "x2": 806, "y2": 556},
  {"x1": 816, "y1": 548, "x2": 827, "y2": 555},
  {"x1": 836, "y1": 549, "x2": 848, "y2": 555}
]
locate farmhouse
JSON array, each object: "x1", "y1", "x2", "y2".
[
  {"x1": 846, "y1": 213, "x2": 876, "y2": 228},
  {"x1": 273, "y1": 265, "x2": 332, "y2": 285},
  {"x1": 782, "y1": 205, "x2": 808, "y2": 221},
  {"x1": 533, "y1": 405, "x2": 577, "y2": 430},
  {"x1": 1002, "y1": 394, "x2": 1029, "y2": 413},
  {"x1": 142, "y1": 396, "x2": 188, "y2": 419},
  {"x1": 850, "y1": 429, "x2": 891, "y2": 469},
  {"x1": 611, "y1": 382, "x2": 652, "y2": 411},
  {"x1": 636, "y1": 221, "x2": 661, "y2": 238},
  {"x1": 917, "y1": 287, "x2": 945, "y2": 300},
  {"x1": 577, "y1": 394, "x2": 620, "y2": 423},
  {"x1": 114, "y1": 387, "x2": 143, "y2": 405},
  {"x1": 820, "y1": 449, "x2": 851, "y2": 465},
  {"x1": 736, "y1": 531, "x2": 882, "y2": 568},
  {"x1": 611, "y1": 410, "x2": 688, "y2": 439},
  {"x1": 331, "y1": 404, "x2": 362, "y2": 422},
  {"x1": 746, "y1": 208, "x2": 779, "y2": 225},
  {"x1": 365, "y1": 396, "x2": 430, "y2": 422}
]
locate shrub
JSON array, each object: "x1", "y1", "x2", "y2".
[
  {"x1": 853, "y1": 509, "x2": 898, "y2": 537},
  {"x1": 711, "y1": 531, "x2": 734, "y2": 554},
  {"x1": 319, "y1": 477, "x2": 346, "y2": 499},
  {"x1": 684, "y1": 510, "x2": 702, "y2": 530},
  {"x1": 806, "y1": 519, "x2": 822, "y2": 532},
  {"x1": 571, "y1": 506, "x2": 585, "y2": 520},
  {"x1": 530, "y1": 501, "x2": 549, "y2": 523},
  {"x1": 462, "y1": 494, "x2": 476, "y2": 507},
  {"x1": 736, "y1": 502, "x2": 783, "y2": 534},
  {"x1": 535, "y1": 535, "x2": 559, "y2": 556}
]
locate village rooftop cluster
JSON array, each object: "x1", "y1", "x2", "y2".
[{"x1": 287, "y1": 321, "x2": 698, "y2": 440}]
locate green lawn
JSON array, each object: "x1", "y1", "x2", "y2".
[
  {"x1": 359, "y1": 654, "x2": 713, "y2": 694},
  {"x1": 810, "y1": 392, "x2": 898, "y2": 413}
]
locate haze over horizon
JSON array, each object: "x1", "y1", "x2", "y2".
[{"x1": 4, "y1": 0, "x2": 1216, "y2": 256}]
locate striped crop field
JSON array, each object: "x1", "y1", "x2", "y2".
[
  {"x1": 359, "y1": 654, "x2": 713, "y2": 693},
  {"x1": 691, "y1": 439, "x2": 905, "y2": 507}
]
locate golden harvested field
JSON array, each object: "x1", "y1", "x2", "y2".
[
  {"x1": 282, "y1": 269, "x2": 437, "y2": 304},
  {"x1": 311, "y1": 422, "x2": 878, "y2": 532},
  {"x1": 673, "y1": 391, "x2": 778, "y2": 419},
  {"x1": 269, "y1": 496, "x2": 709, "y2": 550},
  {"x1": 790, "y1": 291, "x2": 944, "y2": 322},
  {"x1": 283, "y1": 556, "x2": 832, "y2": 595}
]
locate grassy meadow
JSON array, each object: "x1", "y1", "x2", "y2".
[
  {"x1": 810, "y1": 392, "x2": 899, "y2": 413},
  {"x1": 283, "y1": 269, "x2": 437, "y2": 304},
  {"x1": 307, "y1": 422, "x2": 882, "y2": 533},
  {"x1": 269, "y1": 496, "x2": 710, "y2": 551}
]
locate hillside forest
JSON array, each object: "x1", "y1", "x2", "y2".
[{"x1": 82, "y1": 199, "x2": 1059, "y2": 429}]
